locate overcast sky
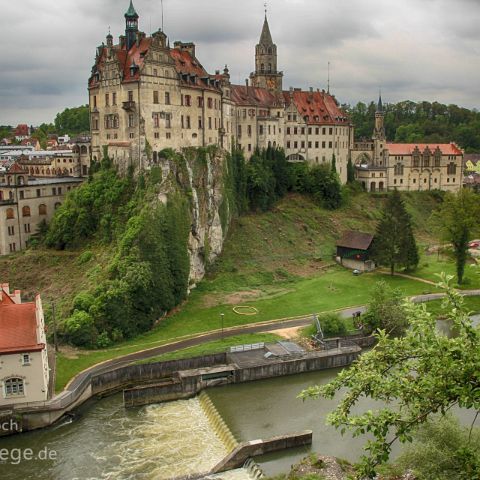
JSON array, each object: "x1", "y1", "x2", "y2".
[{"x1": 1, "y1": 0, "x2": 479, "y2": 125}]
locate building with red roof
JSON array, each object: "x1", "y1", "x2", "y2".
[
  {"x1": 14, "y1": 124, "x2": 30, "y2": 142},
  {"x1": 0, "y1": 284, "x2": 50, "y2": 406},
  {"x1": 88, "y1": 2, "x2": 354, "y2": 182},
  {"x1": 351, "y1": 96, "x2": 463, "y2": 192}
]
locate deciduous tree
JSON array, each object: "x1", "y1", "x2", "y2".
[{"x1": 300, "y1": 275, "x2": 480, "y2": 479}]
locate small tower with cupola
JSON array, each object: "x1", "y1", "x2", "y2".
[{"x1": 125, "y1": 0, "x2": 139, "y2": 51}]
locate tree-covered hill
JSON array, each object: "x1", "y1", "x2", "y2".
[{"x1": 346, "y1": 100, "x2": 480, "y2": 153}]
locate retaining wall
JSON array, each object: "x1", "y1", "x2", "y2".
[
  {"x1": 123, "y1": 348, "x2": 360, "y2": 407},
  {"x1": 210, "y1": 431, "x2": 313, "y2": 473}
]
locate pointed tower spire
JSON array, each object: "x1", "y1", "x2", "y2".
[
  {"x1": 125, "y1": 0, "x2": 138, "y2": 18},
  {"x1": 377, "y1": 91, "x2": 383, "y2": 113},
  {"x1": 259, "y1": 15, "x2": 273, "y2": 45},
  {"x1": 250, "y1": 4, "x2": 282, "y2": 93}
]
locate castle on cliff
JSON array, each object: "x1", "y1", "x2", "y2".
[{"x1": 88, "y1": 1, "x2": 462, "y2": 192}]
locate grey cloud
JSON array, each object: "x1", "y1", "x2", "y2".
[{"x1": 0, "y1": 0, "x2": 478, "y2": 125}]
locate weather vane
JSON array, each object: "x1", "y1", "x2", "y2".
[{"x1": 264, "y1": 1, "x2": 268, "y2": 16}]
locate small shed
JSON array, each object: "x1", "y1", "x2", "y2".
[{"x1": 336, "y1": 231, "x2": 375, "y2": 272}]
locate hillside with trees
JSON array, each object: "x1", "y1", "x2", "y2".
[{"x1": 346, "y1": 100, "x2": 480, "y2": 152}]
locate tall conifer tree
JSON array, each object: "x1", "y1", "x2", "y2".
[{"x1": 372, "y1": 190, "x2": 419, "y2": 275}]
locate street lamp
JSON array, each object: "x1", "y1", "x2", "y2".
[{"x1": 220, "y1": 313, "x2": 225, "y2": 340}]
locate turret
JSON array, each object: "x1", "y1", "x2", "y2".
[
  {"x1": 125, "y1": 0, "x2": 139, "y2": 51},
  {"x1": 250, "y1": 12, "x2": 283, "y2": 94}
]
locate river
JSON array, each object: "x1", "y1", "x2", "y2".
[{"x1": 1, "y1": 318, "x2": 478, "y2": 479}]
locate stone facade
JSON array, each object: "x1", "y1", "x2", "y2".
[
  {"x1": 89, "y1": 2, "x2": 353, "y2": 178},
  {"x1": 352, "y1": 97, "x2": 463, "y2": 192},
  {"x1": 90, "y1": 2, "x2": 463, "y2": 192},
  {"x1": 0, "y1": 164, "x2": 83, "y2": 255},
  {"x1": 0, "y1": 285, "x2": 50, "y2": 406}
]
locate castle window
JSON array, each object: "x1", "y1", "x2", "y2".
[
  {"x1": 22, "y1": 206, "x2": 30, "y2": 217},
  {"x1": 261, "y1": 64, "x2": 265, "y2": 72},
  {"x1": 112, "y1": 93, "x2": 116, "y2": 105},
  {"x1": 93, "y1": 96, "x2": 97, "y2": 108},
  {"x1": 268, "y1": 64, "x2": 272, "y2": 72},
  {"x1": 208, "y1": 98, "x2": 213, "y2": 109},
  {"x1": 165, "y1": 92, "x2": 171, "y2": 105},
  {"x1": 128, "y1": 114, "x2": 135, "y2": 128},
  {"x1": 4, "y1": 377, "x2": 24, "y2": 397},
  {"x1": 447, "y1": 162, "x2": 457, "y2": 175},
  {"x1": 39, "y1": 204, "x2": 47, "y2": 215},
  {"x1": 434, "y1": 153, "x2": 441, "y2": 167},
  {"x1": 186, "y1": 116, "x2": 191, "y2": 129},
  {"x1": 8, "y1": 225, "x2": 14, "y2": 235},
  {"x1": 259, "y1": 125, "x2": 264, "y2": 135},
  {"x1": 153, "y1": 113, "x2": 160, "y2": 128},
  {"x1": 413, "y1": 154, "x2": 420, "y2": 168},
  {"x1": 185, "y1": 95, "x2": 192, "y2": 107},
  {"x1": 198, "y1": 116, "x2": 203, "y2": 129},
  {"x1": 105, "y1": 93, "x2": 109, "y2": 106},
  {"x1": 322, "y1": 127, "x2": 326, "y2": 135},
  {"x1": 153, "y1": 91, "x2": 159, "y2": 104},
  {"x1": 423, "y1": 153, "x2": 430, "y2": 168},
  {"x1": 6, "y1": 208, "x2": 14, "y2": 220},
  {"x1": 197, "y1": 97, "x2": 203, "y2": 108},
  {"x1": 128, "y1": 91, "x2": 133, "y2": 102},
  {"x1": 165, "y1": 113, "x2": 172, "y2": 129}
]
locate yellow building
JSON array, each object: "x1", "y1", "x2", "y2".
[{"x1": 352, "y1": 96, "x2": 463, "y2": 192}]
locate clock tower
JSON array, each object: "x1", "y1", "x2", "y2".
[{"x1": 250, "y1": 13, "x2": 283, "y2": 95}]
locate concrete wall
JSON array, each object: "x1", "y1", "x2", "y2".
[
  {"x1": 123, "y1": 349, "x2": 360, "y2": 407},
  {"x1": 91, "y1": 353, "x2": 227, "y2": 395},
  {"x1": 211, "y1": 431, "x2": 313, "y2": 473}
]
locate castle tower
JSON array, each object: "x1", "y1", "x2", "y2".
[
  {"x1": 372, "y1": 94, "x2": 386, "y2": 166},
  {"x1": 250, "y1": 13, "x2": 283, "y2": 94},
  {"x1": 125, "y1": 0, "x2": 139, "y2": 51}
]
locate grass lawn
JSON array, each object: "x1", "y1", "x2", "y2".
[
  {"x1": 413, "y1": 251, "x2": 480, "y2": 289},
  {"x1": 424, "y1": 296, "x2": 480, "y2": 318},
  {"x1": 55, "y1": 267, "x2": 436, "y2": 391},
  {"x1": 135, "y1": 333, "x2": 282, "y2": 364}
]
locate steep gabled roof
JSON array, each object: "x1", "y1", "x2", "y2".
[
  {"x1": 283, "y1": 90, "x2": 349, "y2": 126},
  {"x1": 337, "y1": 231, "x2": 374, "y2": 251}
]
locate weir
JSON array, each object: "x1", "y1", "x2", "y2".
[{"x1": 199, "y1": 391, "x2": 238, "y2": 453}]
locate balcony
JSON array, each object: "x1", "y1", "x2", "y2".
[{"x1": 122, "y1": 101, "x2": 136, "y2": 112}]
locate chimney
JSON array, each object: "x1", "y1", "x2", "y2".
[{"x1": 245, "y1": 78, "x2": 249, "y2": 93}]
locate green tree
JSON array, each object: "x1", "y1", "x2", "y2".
[
  {"x1": 300, "y1": 275, "x2": 480, "y2": 478},
  {"x1": 331, "y1": 153, "x2": 337, "y2": 173},
  {"x1": 372, "y1": 190, "x2": 419, "y2": 275},
  {"x1": 393, "y1": 415, "x2": 480, "y2": 480},
  {"x1": 432, "y1": 189, "x2": 480, "y2": 284},
  {"x1": 347, "y1": 155, "x2": 355, "y2": 183},
  {"x1": 362, "y1": 281, "x2": 408, "y2": 336},
  {"x1": 54, "y1": 105, "x2": 90, "y2": 134}
]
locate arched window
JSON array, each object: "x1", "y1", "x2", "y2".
[
  {"x1": 46, "y1": 168, "x2": 50, "y2": 175},
  {"x1": 268, "y1": 63, "x2": 272, "y2": 72},
  {"x1": 447, "y1": 162, "x2": 457, "y2": 175},
  {"x1": 379, "y1": 181, "x2": 384, "y2": 192},
  {"x1": 394, "y1": 163, "x2": 404, "y2": 176},
  {"x1": 39, "y1": 204, "x2": 47, "y2": 215},
  {"x1": 6, "y1": 208, "x2": 14, "y2": 219},
  {"x1": 370, "y1": 181, "x2": 376, "y2": 192},
  {"x1": 261, "y1": 63, "x2": 265, "y2": 72},
  {"x1": 81, "y1": 145, "x2": 87, "y2": 154},
  {"x1": 35, "y1": 167, "x2": 40, "y2": 174},
  {"x1": 54, "y1": 202, "x2": 61, "y2": 210},
  {"x1": 423, "y1": 153, "x2": 430, "y2": 168},
  {"x1": 22, "y1": 206, "x2": 31, "y2": 217},
  {"x1": 4, "y1": 377, "x2": 24, "y2": 396},
  {"x1": 413, "y1": 154, "x2": 420, "y2": 168}
]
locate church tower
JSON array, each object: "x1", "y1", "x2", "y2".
[
  {"x1": 372, "y1": 94, "x2": 386, "y2": 165},
  {"x1": 250, "y1": 13, "x2": 283, "y2": 94},
  {"x1": 125, "y1": 0, "x2": 139, "y2": 51}
]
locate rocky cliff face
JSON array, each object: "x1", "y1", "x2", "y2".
[{"x1": 156, "y1": 147, "x2": 231, "y2": 289}]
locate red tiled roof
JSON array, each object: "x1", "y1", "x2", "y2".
[
  {"x1": 230, "y1": 85, "x2": 282, "y2": 107},
  {"x1": 14, "y1": 124, "x2": 29, "y2": 136},
  {"x1": 90, "y1": 38, "x2": 221, "y2": 91},
  {"x1": 283, "y1": 90, "x2": 349, "y2": 125},
  {"x1": 337, "y1": 231, "x2": 374, "y2": 250},
  {"x1": 0, "y1": 303, "x2": 44, "y2": 354},
  {"x1": 387, "y1": 143, "x2": 463, "y2": 155},
  {"x1": 0, "y1": 290, "x2": 15, "y2": 306},
  {"x1": 8, "y1": 162, "x2": 28, "y2": 174}
]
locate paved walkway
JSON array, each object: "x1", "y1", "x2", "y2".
[{"x1": 377, "y1": 269, "x2": 438, "y2": 286}]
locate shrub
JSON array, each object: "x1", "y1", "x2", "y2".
[
  {"x1": 77, "y1": 250, "x2": 94, "y2": 264},
  {"x1": 317, "y1": 312, "x2": 348, "y2": 337},
  {"x1": 64, "y1": 310, "x2": 97, "y2": 347}
]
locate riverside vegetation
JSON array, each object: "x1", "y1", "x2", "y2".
[{"x1": 0, "y1": 147, "x2": 479, "y2": 390}]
